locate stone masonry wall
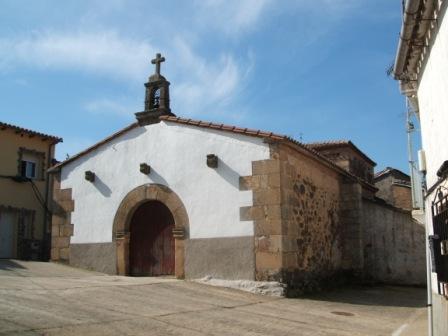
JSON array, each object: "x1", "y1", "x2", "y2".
[
  {"x1": 339, "y1": 180, "x2": 364, "y2": 273},
  {"x1": 362, "y1": 198, "x2": 425, "y2": 285},
  {"x1": 276, "y1": 144, "x2": 343, "y2": 294},
  {"x1": 239, "y1": 141, "x2": 422, "y2": 293},
  {"x1": 50, "y1": 172, "x2": 74, "y2": 263}
]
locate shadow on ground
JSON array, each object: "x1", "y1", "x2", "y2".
[
  {"x1": 0, "y1": 259, "x2": 27, "y2": 271},
  {"x1": 301, "y1": 285, "x2": 426, "y2": 308}
]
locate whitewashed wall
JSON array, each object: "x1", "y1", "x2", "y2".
[
  {"x1": 419, "y1": 9, "x2": 448, "y2": 189},
  {"x1": 418, "y1": 10, "x2": 448, "y2": 297},
  {"x1": 60, "y1": 121, "x2": 270, "y2": 243}
]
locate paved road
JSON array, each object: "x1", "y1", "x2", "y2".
[{"x1": 0, "y1": 260, "x2": 427, "y2": 336}]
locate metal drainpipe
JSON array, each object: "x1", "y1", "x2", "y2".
[
  {"x1": 406, "y1": 96, "x2": 433, "y2": 336},
  {"x1": 42, "y1": 142, "x2": 55, "y2": 261},
  {"x1": 424, "y1": 178, "x2": 433, "y2": 336}
]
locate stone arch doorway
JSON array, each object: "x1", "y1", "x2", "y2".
[
  {"x1": 113, "y1": 184, "x2": 188, "y2": 278},
  {"x1": 129, "y1": 200, "x2": 175, "y2": 276}
]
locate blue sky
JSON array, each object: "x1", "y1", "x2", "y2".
[{"x1": 0, "y1": 1, "x2": 413, "y2": 172}]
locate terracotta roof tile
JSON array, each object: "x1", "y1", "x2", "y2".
[
  {"x1": 48, "y1": 122, "x2": 138, "y2": 172},
  {"x1": 160, "y1": 116, "x2": 375, "y2": 189},
  {"x1": 0, "y1": 121, "x2": 62, "y2": 142},
  {"x1": 49, "y1": 115, "x2": 375, "y2": 191},
  {"x1": 306, "y1": 140, "x2": 376, "y2": 166}
]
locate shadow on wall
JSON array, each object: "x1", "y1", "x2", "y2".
[
  {"x1": 144, "y1": 167, "x2": 168, "y2": 186},
  {"x1": 214, "y1": 158, "x2": 240, "y2": 189},
  {"x1": 302, "y1": 285, "x2": 426, "y2": 308},
  {"x1": 362, "y1": 199, "x2": 426, "y2": 286},
  {"x1": 93, "y1": 175, "x2": 112, "y2": 198}
]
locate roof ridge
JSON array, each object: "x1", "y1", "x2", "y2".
[
  {"x1": 305, "y1": 139, "x2": 376, "y2": 166},
  {"x1": 48, "y1": 122, "x2": 138, "y2": 172},
  {"x1": 49, "y1": 115, "x2": 375, "y2": 190},
  {"x1": 307, "y1": 140, "x2": 350, "y2": 145},
  {"x1": 0, "y1": 121, "x2": 62, "y2": 142}
]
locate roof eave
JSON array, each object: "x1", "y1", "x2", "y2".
[
  {"x1": 393, "y1": 0, "x2": 438, "y2": 92},
  {"x1": 0, "y1": 121, "x2": 63, "y2": 143}
]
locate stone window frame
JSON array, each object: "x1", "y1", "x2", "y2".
[{"x1": 17, "y1": 147, "x2": 46, "y2": 181}]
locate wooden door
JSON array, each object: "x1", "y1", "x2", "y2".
[{"x1": 129, "y1": 201, "x2": 175, "y2": 276}]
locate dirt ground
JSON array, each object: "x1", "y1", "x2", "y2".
[{"x1": 0, "y1": 260, "x2": 427, "y2": 336}]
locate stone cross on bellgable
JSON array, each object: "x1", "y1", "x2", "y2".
[{"x1": 151, "y1": 53, "x2": 165, "y2": 75}]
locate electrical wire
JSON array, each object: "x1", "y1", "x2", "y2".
[{"x1": 0, "y1": 174, "x2": 52, "y2": 218}]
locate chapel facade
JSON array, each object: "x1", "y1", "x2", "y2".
[{"x1": 49, "y1": 54, "x2": 425, "y2": 294}]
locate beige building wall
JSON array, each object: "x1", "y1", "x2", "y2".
[{"x1": 0, "y1": 126, "x2": 59, "y2": 259}]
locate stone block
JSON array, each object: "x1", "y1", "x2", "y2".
[
  {"x1": 282, "y1": 163, "x2": 295, "y2": 178},
  {"x1": 240, "y1": 206, "x2": 264, "y2": 221},
  {"x1": 56, "y1": 188, "x2": 72, "y2": 201},
  {"x1": 52, "y1": 173, "x2": 61, "y2": 191},
  {"x1": 254, "y1": 219, "x2": 282, "y2": 235},
  {"x1": 173, "y1": 207, "x2": 189, "y2": 233},
  {"x1": 156, "y1": 189, "x2": 171, "y2": 203},
  {"x1": 51, "y1": 201, "x2": 65, "y2": 216},
  {"x1": 113, "y1": 208, "x2": 128, "y2": 233},
  {"x1": 175, "y1": 239, "x2": 185, "y2": 279},
  {"x1": 165, "y1": 192, "x2": 182, "y2": 213},
  {"x1": 122, "y1": 187, "x2": 146, "y2": 210},
  {"x1": 59, "y1": 199, "x2": 75, "y2": 212},
  {"x1": 52, "y1": 215, "x2": 66, "y2": 227},
  {"x1": 255, "y1": 235, "x2": 282, "y2": 253},
  {"x1": 53, "y1": 237, "x2": 70, "y2": 249},
  {"x1": 240, "y1": 175, "x2": 269, "y2": 191},
  {"x1": 239, "y1": 176, "x2": 256, "y2": 191},
  {"x1": 268, "y1": 174, "x2": 281, "y2": 188},
  {"x1": 59, "y1": 247, "x2": 70, "y2": 260},
  {"x1": 252, "y1": 159, "x2": 280, "y2": 175},
  {"x1": 50, "y1": 248, "x2": 59, "y2": 260},
  {"x1": 253, "y1": 188, "x2": 281, "y2": 206},
  {"x1": 259, "y1": 175, "x2": 269, "y2": 189},
  {"x1": 51, "y1": 224, "x2": 60, "y2": 237},
  {"x1": 266, "y1": 205, "x2": 282, "y2": 220},
  {"x1": 145, "y1": 185, "x2": 159, "y2": 200},
  {"x1": 61, "y1": 224, "x2": 74, "y2": 237},
  {"x1": 256, "y1": 252, "x2": 282, "y2": 270},
  {"x1": 116, "y1": 239, "x2": 128, "y2": 275}
]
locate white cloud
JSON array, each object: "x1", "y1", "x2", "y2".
[
  {"x1": 0, "y1": 30, "x2": 154, "y2": 81},
  {"x1": 169, "y1": 38, "x2": 250, "y2": 116},
  {"x1": 194, "y1": 0, "x2": 272, "y2": 35},
  {"x1": 0, "y1": 29, "x2": 251, "y2": 118}
]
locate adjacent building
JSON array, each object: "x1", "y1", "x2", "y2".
[
  {"x1": 0, "y1": 122, "x2": 62, "y2": 260},
  {"x1": 394, "y1": 0, "x2": 448, "y2": 334},
  {"x1": 374, "y1": 167, "x2": 412, "y2": 211}
]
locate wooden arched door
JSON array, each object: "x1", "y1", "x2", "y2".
[{"x1": 129, "y1": 200, "x2": 175, "y2": 276}]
